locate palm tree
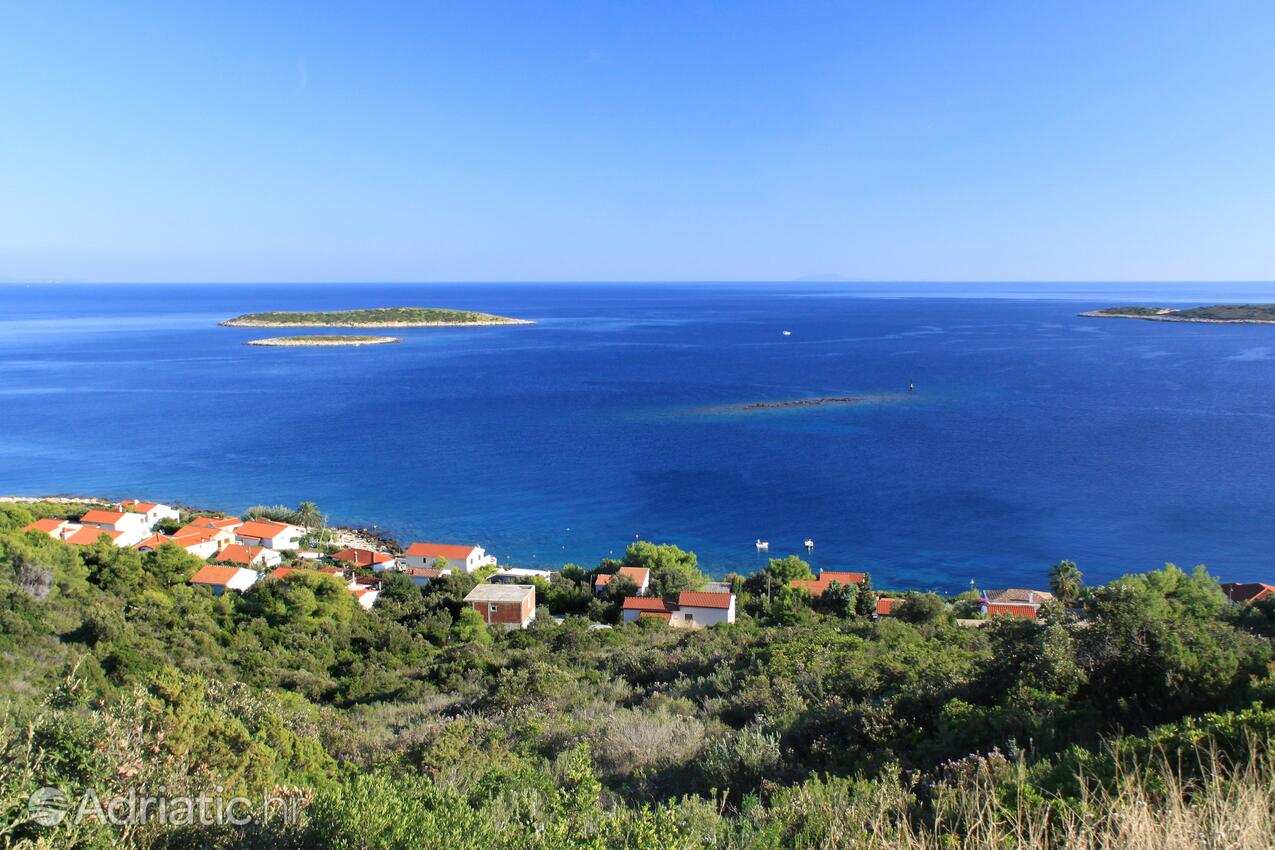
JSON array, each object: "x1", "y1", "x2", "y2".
[
  {"x1": 1049, "y1": 559, "x2": 1084, "y2": 606},
  {"x1": 296, "y1": 501, "x2": 324, "y2": 533}
]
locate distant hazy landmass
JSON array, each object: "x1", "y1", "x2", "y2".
[
  {"x1": 1080, "y1": 304, "x2": 1275, "y2": 324},
  {"x1": 220, "y1": 306, "x2": 533, "y2": 328}
]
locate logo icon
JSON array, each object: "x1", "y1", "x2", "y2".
[{"x1": 28, "y1": 787, "x2": 69, "y2": 827}]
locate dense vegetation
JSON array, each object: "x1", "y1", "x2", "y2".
[
  {"x1": 1, "y1": 500, "x2": 1272, "y2": 848},
  {"x1": 1091, "y1": 304, "x2": 1275, "y2": 321},
  {"x1": 220, "y1": 307, "x2": 528, "y2": 326}
]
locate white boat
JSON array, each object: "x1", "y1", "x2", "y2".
[
  {"x1": 782, "y1": 330, "x2": 792, "y2": 336},
  {"x1": 804, "y1": 538, "x2": 814, "y2": 550},
  {"x1": 755, "y1": 539, "x2": 769, "y2": 551}
]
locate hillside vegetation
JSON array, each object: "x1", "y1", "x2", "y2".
[
  {"x1": 220, "y1": 307, "x2": 530, "y2": 327},
  {"x1": 1087, "y1": 304, "x2": 1275, "y2": 322},
  {"x1": 1, "y1": 501, "x2": 1273, "y2": 848}
]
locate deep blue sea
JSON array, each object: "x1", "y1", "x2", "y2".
[{"x1": 3, "y1": 282, "x2": 1275, "y2": 592}]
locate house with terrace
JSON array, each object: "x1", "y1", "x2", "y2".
[
  {"x1": 403, "y1": 542, "x2": 495, "y2": 574},
  {"x1": 235, "y1": 519, "x2": 304, "y2": 551}
]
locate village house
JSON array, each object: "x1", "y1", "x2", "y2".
[
  {"x1": 215, "y1": 543, "x2": 282, "y2": 569},
  {"x1": 117, "y1": 500, "x2": 181, "y2": 528},
  {"x1": 190, "y1": 515, "x2": 244, "y2": 533},
  {"x1": 673, "y1": 591, "x2": 736, "y2": 628},
  {"x1": 133, "y1": 532, "x2": 220, "y2": 560},
  {"x1": 21, "y1": 518, "x2": 80, "y2": 541},
  {"x1": 980, "y1": 588, "x2": 1052, "y2": 620},
  {"x1": 463, "y1": 583, "x2": 536, "y2": 628},
  {"x1": 791, "y1": 569, "x2": 867, "y2": 597},
  {"x1": 235, "y1": 519, "x2": 304, "y2": 551},
  {"x1": 174, "y1": 524, "x2": 235, "y2": 549},
  {"x1": 1220, "y1": 582, "x2": 1275, "y2": 605},
  {"x1": 621, "y1": 596, "x2": 676, "y2": 623},
  {"x1": 875, "y1": 597, "x2": 903, "y2": 617},
  {"x1": 64, "y1": 526, "x2": 126, "y2": 547},
  {"x1": 189, "y1": 564, "x2": 259, "y2": 595},
  {"x1": 403, "y1": 542, "x2": 496, "y2": 574},
  {"x1": 331, "y1": 547, "x2": 396, "y2": 571},
  {"x1": 620, "y1": 591, "x2": 737, "y2": 628},
  {"x1": 593, "y1": 566, "x2": 651, "y2": 595},
  {"x1": 404, "y1": 566, "x2": 450, "y2": 587},
  {"x1": 77, "y1": 509, "x2": 150, "y2": 546}
]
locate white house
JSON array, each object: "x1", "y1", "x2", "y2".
[
  {"x1": 331, "y1": 548, "x2": 396, "y2": 571},
  {"x1": 403, "y1": 542, "x2": 495, "y2": 574},
  {"x1": 235, "y1": 519, "x2": 304, "y2": 551},
  {"x1": 190, "y1": 515, "x2": 244, "y2": 533},
  {"x1": 118, "y1": 500, "x2": 181, "y2": 528},
  {"x1": 175, "y1": 524, "x2": 236, "y2": 550},
  {"x1": 594, "y1": 566, "x2": 651, "y2": 595},
  {"x1": 672, "y1": 591, "x2": 736, "y2": 628},
  {"x1": 132, "y1": 532, "x2": 220, "y2": 560},
  {"x1": 404, "y1": 566, "x2": 451, "y2": 587},
  {"x1": 621, "y1": 596, "x2": 675, "y2": 623},
  {"x1": 22, "y1": 518, "x2": 80, "y2": 541},
  {"x1": 215, "y1": 543, "x2": 283, "y2": 569},
  {"x1": 491, "y1": 567, "x2": 552, "y2": 583},
  {"x1": 77, "y1": 509, "x2": 150, "y2": 546},
  {"x1": 189, "y1": 565, "x2": 259, "y2": 595}
]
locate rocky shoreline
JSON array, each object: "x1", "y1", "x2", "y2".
[
  {"x1": 222, "y1": 319, "x2": 534, "y2": 328},
  {"x1": 1078, "y1": 311, "x2": 1275, "y2": 325},
  {"x1": 2, "y1": 495, "x2": 395, "y2": 553}
]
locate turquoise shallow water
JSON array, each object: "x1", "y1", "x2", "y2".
[{"x1": 2, "y1": 281, "x2": 1274, "y2": 591}]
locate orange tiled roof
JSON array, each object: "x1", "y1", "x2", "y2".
[
  {"x1": 236, "y1": 519, "x2": 293, "y2": 538},
  {"x1": 876, "y1": 597, "x2": 903, "y2": 616},
  {"x1": 23, "y1": 518, "x2": 67, "y2": 534},
  {"x1": 677, "y1": 591, "x2": 733, "y2": 610},
  {"x1": 215, "y1": 544, "x2": 265, "y2": 565},
  {"x1": 984, "y1": 602, "x2": 1039, "y2": 620},
  {"x1": 405, "y1": 542, "x2": 478, "y2": 559},
  {"x1": 623, "y1": 597, "x2": 674, "y2": 612},
  {"x1": 1221, "y1": 582, "x2": 1275, "y2": 604},
  {"x1": 596, "y1": 567, "x2": 650, "y2": 587},
  {"x1": 191, "y1": 516, "x2": 241, "y2": 529},
  {"x1": 792, "y1": 570, "x2": 867, "y2": 597},
  {"x1": 80, "y1": 509, "x2": 125, "y2": 526},
  {"x1": 331, "y1": 548, "x2": 394, "y2": 567},
  {"x1": 65, "y1": 526, "x2": 122, "y2": 546},
  {"x1": 190, "y1": 565, "x2": 244, "y2": 586},
  {"x1": 133, "y1": 533, "x2": 173, "y2": 550},
  {"x1": 120, "y1": 500, "x2": 160, "y2": 512}
]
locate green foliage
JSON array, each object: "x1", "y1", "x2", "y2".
[
  {"x1": 764, "y1": 555, "x2": 813, "y2": 584},
  {"x1": 617, "y1": 541, "x2": 705, "y2": 596},
  {"x1": 0, "y1": 522, "x2": 1270, "y2": 849},
  {"x1": 1049, "y1": 559, "x2": 1083, "y2": 605},
  {"x1": 224, "y1": 307, "x2": 524, "y2": 326}
]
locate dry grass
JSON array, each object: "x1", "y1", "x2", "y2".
[{"x1": 848, "y1": 749, "x2": 1275, "y2": 850}]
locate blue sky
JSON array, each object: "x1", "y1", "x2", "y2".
[{"x1": 2, "y1": 1, "x2": 1274, "y2": 283}]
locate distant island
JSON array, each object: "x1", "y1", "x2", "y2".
[
  {"x1": 245, "y1": 335, "x2": 401, "y2": 347},
  {"x1": 1080, "y1": 304, "x2": 1275, "y2": 324},
  {"x1": 220, "y1": 306, "x2": 533, "y2": 328}
]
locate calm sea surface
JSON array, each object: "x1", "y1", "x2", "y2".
[{"x1": 2, "y1": 282, "x2": 1274, "y2": 591}]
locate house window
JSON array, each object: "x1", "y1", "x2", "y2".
[
  {"x1": 489, "y1": 605, "x2": 498, "y2": 613},
  {"x1": 684, "y1": 613, "x2": 693, "y2": 622}
]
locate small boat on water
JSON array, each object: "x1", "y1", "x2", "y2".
[
  {"x1": 755, "y1": 539, "x2": 769, "y2": 551},
  {"x1": 782, "y1": 330, "x2": 792, "y2": 336},
  {"x1": 804, "y1": 538, "x2": 814, "y2": 550}
]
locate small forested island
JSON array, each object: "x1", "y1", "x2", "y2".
[
  {"x1": 245, "y1": 335, "x2": 401, "y2": 347},
  {"x1": 1081, "y1": 304, "x2": 1275, "y2": 323},
  {"x1": 220, "y1": 306, "x2": 533, "y2": 328}
]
